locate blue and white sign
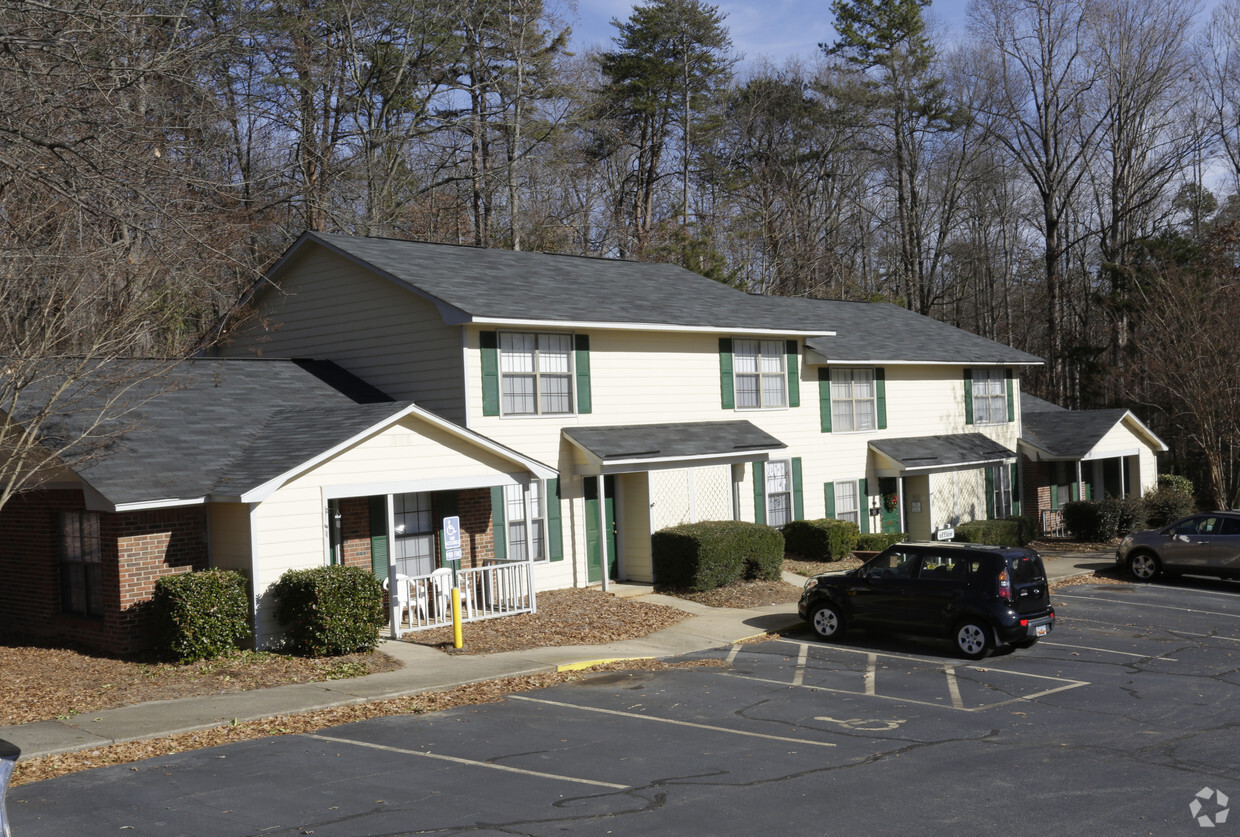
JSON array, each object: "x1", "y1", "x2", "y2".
[{"x1": 443, "y1": 515, "x2": 461, "y2": 550}]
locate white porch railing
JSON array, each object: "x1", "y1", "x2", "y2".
[
  {"x1": 389, "y1": 561, "x2": 534, "y2": 637},
  {"x1": 1041, "y1": 509, "x2": 1067, "y2": 539}
]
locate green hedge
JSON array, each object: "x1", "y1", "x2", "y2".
[
  {"x1": 856, "y1": 532, "x2": 907, "y2": 552},
  {"x1": 953, "y1": 517, "x2": 1032, "y2": 547},
  {"x1": 1144, "y1": 474, "x2": 1196, "y2": 528},
  {"x1": 1062, "y1": 496, "x2": 1146, "y2": 541},
  {"x1": 152, "y1": 569, "x2": 250, "y2": 663},
  {"x1": 652, "y1": 521, "x2": 783, "y2": 591},
  {"x1": 271, "y1": 565, "x2": 385, "y2": 656},
  {"x1": 782, "y1": 518, "x2": 860, "y2": 561}
]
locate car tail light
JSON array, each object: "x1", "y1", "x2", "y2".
[{"x1": 997, "y1": 568, "x2": 1012, "y2": 601}]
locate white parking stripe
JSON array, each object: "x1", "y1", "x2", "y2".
[
  {"x1": 1055, "y1": 593, "x2": 1240, "y2": 620},
  {"x1": 793, "y1": 643, "x2": 808, "y2": 687},
  {"x1": 305, "y1": 734, "x2": 629, "y2": 789},
  {"x1": 509, "y1": 695, "x2": 837, "y2": 747},
  {"x1": 1039, "y1": 640, "x2": 1178, "y2": 660}
]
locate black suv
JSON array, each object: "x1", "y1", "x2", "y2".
[{"x1": 797, "y1": 542, "x2": 1055, "y2": 659}]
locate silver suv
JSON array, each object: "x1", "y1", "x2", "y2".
[{"x1": 1116, "y1": 512, "x2": 1240, "y2": 581}]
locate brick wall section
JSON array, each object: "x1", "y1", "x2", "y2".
[
  {"x1": 339, "y1": 497, "x2": 371, "y2": 569},
  {"x1": 455, "y1": 487, "x2": 495, "y2": 568},
  {"x1": 0, "y1": 489, "x2": 208, "y2": 656}
]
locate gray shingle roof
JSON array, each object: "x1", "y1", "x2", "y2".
[
  {"x1": 870, "y1": 433, "x2": 1017, "y2": 470},
  {"x1": 1020, "y1": 408, "x2": 1131, "y2": 458},
  {"x1": 563, "y1": 421, "x2": 785, "y2": 463}
]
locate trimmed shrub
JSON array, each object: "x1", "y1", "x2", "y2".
[
  {"x1": 953, "y1": 518, "x2": 1031, "y2": 547},
  {"x1": 271, "y1": 565, "x2": 385, "y2": 656},
  {"x1": 652, "y1": 521, "x2": 783, "y2": 591},
  {"x1": 152, "y1": 569, "x2": 250, "y2": 663},
  {"x1": 856, "y1": 532, "x2": 908, "y2": 552},
  {"x1": 1144, "y1": 474, "x2": 1196, "y2": 528},
  {"x1": 782, "y1": 518, "x2": 860, "y2": 561},
  {"x1": 1062, "y1": 497, "x2": 1147, "y2": 541},
  {"x1": 1103, "y1": 495, "x2": 1146, "y2": 537},
  {"x1": 1061, "y1": 501, "x2": 1105, "y2": 541}
]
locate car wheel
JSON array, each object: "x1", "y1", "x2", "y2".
[
  {"x1": 1127, "y1": 552, "x2": 1160, "y2": 582},
  {"x1": 953, "y1": 619, "x2": 994, "y2": 660},
  {"x1": 810, "y1": 603, "x2": 845, "y2": 641}
]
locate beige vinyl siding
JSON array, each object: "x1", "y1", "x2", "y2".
[
  {"x1": 619, "y1": 472, "x2": 652, "y2": 582},
  {"x1": 207, "y1": 503, "x2": 252, "y2": 574},
  {"x1": 247, "y1": 417, "x2": 528, "y2": 644},
  {"x1": 222, "y1": 248, "x2": 467, "y2": 422}
]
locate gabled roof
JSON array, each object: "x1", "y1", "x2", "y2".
[
  {"x1": 270, "y1": 232, "x2": 834, "y2": 336},
  {"x1": 786, "y1": 298, "x2": 1042, "y2": 366},
  {"x1": 563, "y1": 421, "x2": 786, "y2": 474},
  {"x1": 870, "y1": 433, "x2": 1017, "y2": 471},
  {"x1": 1020, "y1": 405, "x2": 1168, "y2": 460},
  {"x1": 17, "y1": 359, "x2": 551, "y2": 511}
]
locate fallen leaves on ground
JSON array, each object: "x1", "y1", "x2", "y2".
[{"x1": 656, "y1": 579, "x2": 802, "y2": 608}]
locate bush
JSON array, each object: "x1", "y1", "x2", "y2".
[
  {"x1": 152, "y1": 569, "x2": 250, "y2": 663},
  {"x1": 1103, "y1": 495, "x2": 1146, "y2": 537},
  {"x1": 856, "y1": 532, "x2": 908, "y2": 552},
  {"x1": 782, "y1": 518, "x2": 860, "y2": 561},
  {"x1": 1145, "y1": 474, "x2": 1196, "y2": 528},
  {"x1": 271, "y1": 565, "x2": 385, "y2": 656},
  {"x1": 652, "y1": 521, "x2": 783, "y2": 591},
  {"x1": 1062, "y1": 497, "x2": 1147, "y2": 541},
  {"x1": 953, "y1": 518, "x2": 1032, "y2": 547}
]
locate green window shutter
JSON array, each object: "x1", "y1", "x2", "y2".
[
  {"x1": 985, "y1": 468, "x2": 995, "y2": 519},
  {"x1": 792, "y1": 457, "x2": 804, "y2": 521},
  {"x1": 859, "y1": 478, "x2": 869, "y2": 534},
  {"x1": 1010, "y1": 464, "x2": 1021, "y2": 516},
  {"x1": 752, "y1": 461, "x2": 765, "y2": 524},
  {"x1": 876, "y1": 368, "x2": 887, "y2": 429},
  {"x1": 438, "y1": 491, "x2": 459, "y2": 569},
  {"x1": 963, "y1": 369, "x2": 974, "y2": 425},
  {"x1": 547, "y1": 478, "x2": 564, "y2": 562},
  {"x1": 1071, "y1": 480, "x2": 1080, "y2": 502},
  {"x1": 481, "y1": 331, "x2": 500, "y2": 416},
  {"x1": 824, "y1": 482, "x2": 836, "y2": 519},
  {"x1": 818, "y1": 368, "x2": 832, "y2": 433},
  {"x1": 575, "y1": 335, "x2": 592, "y2": 414},
  {"x1": 490, "y1": 486, "x2": 507, "y2": 561},
  {"x1": 719, "y1": 338, "x2": 734, "y2": 409},
  {"x1": 1050, "y1": 483, "x2": 1059, "y2": 510},
  {"x1": 1006, "y1": 368, "x2": 1015, "y2": 422},
  {"x1": 368, "y1": 495, "x2": 388, "y2": 581},
  {"x1": 786, "y1": 340, "x2": 800, "y2": 408}
]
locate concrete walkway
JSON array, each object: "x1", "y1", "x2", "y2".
[{"x1": 0, "y1": 549, "x2": 1112, "y2": 762}]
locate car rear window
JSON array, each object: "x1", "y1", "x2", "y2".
[{"x1": 1007, "y1": 554, "x2": 1045, "y2": 583}]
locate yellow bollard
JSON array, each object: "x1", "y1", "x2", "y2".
[{"x1": 452, "y1": 586, "x2": 463, "y2": 649}]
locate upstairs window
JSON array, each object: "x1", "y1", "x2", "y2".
[
  {"x1": 500, "y1": 332, "x2": 574, "y2": 415},
  {"x1": 971, "y1": 368, "x2": 1007, "y2": 424},
  {"x1": 830, "y1": 369, "x2": 876, "y2": 432},
  {"x1": 734, "y1": 339, "x2": 787, "y2": 409}
]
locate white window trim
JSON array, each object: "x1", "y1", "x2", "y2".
[
  {"x1": 834, "y1": 479, "x2": 861, "y2": 526},
  {"x1": 765, "y1": 458, "x2": 792, "y2": 527},
  {"x1": 991, "y1": 465, "x2": 1012, "y2": 519},
  {"x1": 971, "y1": 367, "x2": 1007, "y2": 426},
  {"x1": 499, "y1": 331, "x2": 576, "y2": 417},
  {"x1": 734, "y1": 338, "x2": 788, "y2": 410},
  {"x1": 505, "y1": 481, "x2": 548, "y2": 562},
  {"x1": 829, "y1": 368, "x2": 877, "y2": 433}
]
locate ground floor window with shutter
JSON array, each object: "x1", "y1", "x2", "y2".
[
  {"x1": 765, "y1": 459, "x2": 792, "y2": 527},
  {"x1": 990, "y1": 465, "x2": 1013, "y2": 519},
  {"x1": 61, "y1": 511, "x2": 103, "y2": 616},
  {"x1": 834, "y1": 480, "x2": 861, "y2": 525},
  {"x1": 504, "y1": 482, "x2": 546, "y2": 561},
  {"x1": 394, "y1": 492, "x2": 436, "y2": 576}
]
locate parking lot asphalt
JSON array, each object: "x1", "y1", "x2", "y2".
[{"x1": 11, "y1": 570, "x2": 1240, "y2": 836}]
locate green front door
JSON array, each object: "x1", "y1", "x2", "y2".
[
  {"x1": 585, "y1": 475, "x2": 617, "y2": 583},
  {"x1": 879, "y1": 478, "x2": 901, "y2": 533}
]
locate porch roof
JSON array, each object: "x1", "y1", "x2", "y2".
[
  {"x1": 563, "y1": 421, "x2": 786, "y2": 474},
  {"x1": 1020, "y1": 407, "x2": 1168, "y2": 460},
  {"x1": 869, "y1": 433, "x2": 1017, "y2": 473}
]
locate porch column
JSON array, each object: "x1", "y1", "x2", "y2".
[
  {"x1": 897, "y1": 476, "x2": 906, "y2": 535},
  {"x1": 523, "y1": 482, "x2": 537, "y2": 614},
  {"x1": 1120, "y1": 457, "x2": 1127, "y2": 498},
  {"x1": 1076, "y1": 462, "x2": 1084, "y2": 501},
  {"x1": 597, "y1": 474, "x2": 609, "y2": 593},
  {"x1": 386, "y1": 493, "x2": 399, "y2": 639}
]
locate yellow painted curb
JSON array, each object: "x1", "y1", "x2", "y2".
[{"x1": 557, "y1": 656, "x2": 654, "y2": 672}]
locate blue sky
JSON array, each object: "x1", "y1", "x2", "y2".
[{"x1": 568, "y1": 0, "x2": 975, "y2": 68}]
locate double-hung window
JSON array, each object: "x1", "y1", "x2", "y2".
[
  {"x1": 61, "y1": 511, "x2": 102, "y2": 616},
  {"x1": 830, "y1": 369, "x2": 876, "y2": 431},
  {"x1": 989, "y1": 465, "x2": 1012, "y2": 519},
  {"x1": 834, "y1": 480, "x2": 861, "y2": 525},
  {"x1": 504, "y1": 482, "x2": 546, "y2": 561},
  {"x1": 765, "y1": 459, "x2": 792, "y2": 527},
  {"x1": 735, "y1": 339, "x2": 787, "y2": 409},
  {"x1": 971, "y1": 368, "x2": 1007, "y2": 424},
  {"x1": 500, "y1": 332, "x2": 573, "y2": 415}
]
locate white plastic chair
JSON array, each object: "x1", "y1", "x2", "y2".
[
  {"x1": 383, "y1": 573, "x2": 426, "y2": 629},
  {"x1": 430, "y1": 566, "x2": 477, "y2": 620}
]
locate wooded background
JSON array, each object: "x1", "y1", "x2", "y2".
[{"x1": 5, "y1": 0, "x2": 1240, "y2": 507}]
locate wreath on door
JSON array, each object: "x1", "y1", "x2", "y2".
[{"x1": 882, "y1": 491, "x2": 899, "y2": 512}]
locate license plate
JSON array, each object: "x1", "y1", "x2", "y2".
[{"x1": 1035, "y1": 624, "x2": 1049, "y2": 637}]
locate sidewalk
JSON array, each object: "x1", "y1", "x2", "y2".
[{"x1": 0, "y1": 551, "x2": 1111, "y2": 762}]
